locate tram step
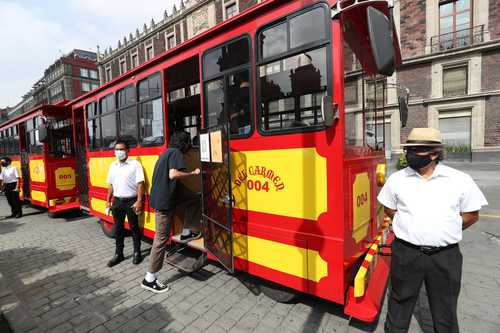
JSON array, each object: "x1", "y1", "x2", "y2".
[
  {"x1": 171, "y1": 235, "x2": 207, "y2": 252},
  {"x1": 165, "y1": 247, "x2": 207, "y2": 273}
]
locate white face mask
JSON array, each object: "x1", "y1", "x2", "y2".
[{"x1": 115, "y1": 150, "x2": 127, "y2": 161}]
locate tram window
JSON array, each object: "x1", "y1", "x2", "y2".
[
  {"x1": 138, "y1": 73, "x2": 162, "y2": 101},
  {"x1": 117, "y1": 85, "x2": 136, "y2": 107},
  {"x1": 140, "y1": 98, "x2": 164, "y2": 146},
  {"x1": 258, "y1": 48, "x2": 328, "y2": 131},
  {"x1": 203, "y1": 38, "x2": 250, "y2": 79},
  {"x1": 289, "y1": 8, "x2": 326, "y2": 50},
  {"x1": 86, "y1": 102, "x2": 101, "y2": 151},
  {"x1": 227, "y1": 70, "x2": 251, "y2": 135},
  {"x1": 202, "y1": 37, "x2": 252, "y2": 137},
  {"x1": 259, "y1": 22, "x2": 287, "y2": 59},
  {"x1": 138, "y1": 73, "x2": 164, "y2": 147},
  {"x1": 101, "y1": 113, "x2": 117, "y2": 149},
  {"x1": 48, "y1": 118, "x2": 74, "y2": 157},
  {"x1": 205, "y1": 79, "x2": 224, "y2": 128},
  {"x1": 118, "y1": 106, "x2": 138, "y2": 147},
  {"x1": 100, "y1": 94, "x2": 115, "y2": 114}
]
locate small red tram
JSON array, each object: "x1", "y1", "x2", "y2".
[
  {"x1": 61, "y1": 0, "x2": 403, "y2": 322},
  {"x1": 0, "y1": 104, "x2": 80, "y2": 213}
]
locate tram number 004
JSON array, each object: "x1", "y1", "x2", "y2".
[
  {"x1": 246, "y1": 180, "x2": 270, "y2": 192},
  {"x1": 356, "y1": 192, "x2": 368, "y2": 207}
]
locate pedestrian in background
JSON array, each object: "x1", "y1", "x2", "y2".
[
  {"x1": 378, "y1": 128, "x2": 488, "y2": 333},
  {"x1": 141, "y1": 131, "x2": 201, "y2": 293},
  {"x1": 0, "y1": 157, "x2": 23, "y2": 218},
  {"x1": 105, "y1": 140, "x2": 145, "y2": 267}
]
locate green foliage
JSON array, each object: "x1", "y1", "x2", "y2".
[
  {"x1": 445, "y1": 145, "x2": 471, "y2": 153},
  {"x1": 397, "y1": 154, "x2": 407, "y2": 170}
]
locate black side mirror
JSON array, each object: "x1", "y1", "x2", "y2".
[
  {"x1": 38, "y1": 124, "x2": 48, "y2": 143},
  {"x1": 398, "y1": 95, "x2": 408, "y2": 128},
  {"x1": 321, "y1": 95, "x2": 338, "y2": 127},
  {"x1": 367, "y1": 6, "x2": 396, "y2": 76}
]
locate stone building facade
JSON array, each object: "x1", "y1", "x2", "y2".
[
  {"x1": 7, "y1": 49, "x2": 99, "y2": 120},
  {"x1": 98, "y1": 0, "x2": 500, "y2": 161},
  {"x1": 97, "y1": 0, "x2": 264, "y2": 84}
]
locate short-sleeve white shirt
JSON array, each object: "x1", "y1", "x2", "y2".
[
  {"x1": 377, "y1": 164, "x2": 488, "y2": 247},
  {"x1": 0, "y1": 165, "x2": 20, "y2": 184},
  {"x1": 107, "y1": 158, "x2": 145, "y2": 198}
]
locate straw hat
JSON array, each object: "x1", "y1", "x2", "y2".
[{"x1": 402, "y1": 128, "x2": 443, "y2": 147}]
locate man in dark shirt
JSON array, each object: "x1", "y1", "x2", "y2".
[{"x1": 141, "y1": 131, "x2": 201, "y2": 293}]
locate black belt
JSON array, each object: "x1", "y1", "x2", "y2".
[
  {"x1": 115, "y1": 196, "x2": 137, "y2": 202},
  {"x1": 396, "y1": 238, "x2": 457, "y2": 255}
]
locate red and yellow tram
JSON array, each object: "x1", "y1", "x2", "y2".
[
  {"x1": 0, "y1": 104, "x2": 80, "y2": 213},
  {"x1": 56, "y1": 0, "x2": 402, "y2": 321}
]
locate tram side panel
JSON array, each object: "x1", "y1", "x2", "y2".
[
  {"x1": 45, "y1": 158, "x2": 80, "y2": 212},
  {"x1": 87, "y1": 152, "x2": 159, "y2": 237}
]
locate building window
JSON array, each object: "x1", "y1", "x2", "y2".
[
  {"x1": 145, "y1": 45, "x2": 154, "y2": 61},
  {"x1": 91, "y1": 83, "x2": 99, "y2": 90},
  {"x1": 225, "y1": 2, "x2": 238, "y2": 19},
  {"x1": 443, "y1": 64, "x2": 468, "y2": 97},
  {"x1": 81, "y1": 82, "x2": 91, "y2": 92},
  {"x1": 344, "y1": 79, "x2": 358, "y2": 106},
  {"x1": 105, "y1": 67, "x2": 112, "y2": 82},
  {"x1": 80, "y1": 68, "x2": 89, "y2": 78},
  {"x1": 439, "y1": 0, "x2": 472, "y2": 49},
  {"x1": 89, "y1": 70, "x2": 98, "y2": 79},
  {"x1": 119, "y1": 59, "x2": 126, "y2": 75},
  {"x1": 166, "y1": 34, "x2": 175, "y2": 49},
  {"x1": 131, "y1": 53, "x2": 138, "y2": 68},
  {"x1": 439, "y1": 115, "x2": 471, "y2": 150}
]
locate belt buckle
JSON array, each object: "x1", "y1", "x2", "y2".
[{"x1": 420, "y1": 246, "x2": 437, "y2": 255}]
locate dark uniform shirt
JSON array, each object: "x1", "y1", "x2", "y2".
[{"x1": 149, "y1": 148, "x2": 186, "y2": 211}]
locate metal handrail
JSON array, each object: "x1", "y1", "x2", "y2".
[{"x1": 430, "y1": 25, "x2": 484, "y2": 53}]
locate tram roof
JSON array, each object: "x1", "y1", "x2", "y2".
[{"x1": 0, "y1": 102, "x2": 69, "y2": 131}]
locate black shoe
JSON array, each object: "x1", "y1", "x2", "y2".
[
  {"x1": 15, "y1": 213, "x2": 22, "y2": 219},
  {"x1": 132, "y1": 252, "x2": 142, "y2": 265},
  {"x1": 6, "y1": 214, "x2": 15, "y2": 218},
  {"x1": 141, "y1": 279, "x2": 170, "y2": 293},
  {"x1": 179, "y1": 231, "x2": 201, "y2": 243},
  {"x1": 107, "y1": 254, "x2": 124, "y2": 267}
]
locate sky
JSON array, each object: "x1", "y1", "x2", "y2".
[{"x1": 0, "y1": 0, "x2": 181, "y2": 108}]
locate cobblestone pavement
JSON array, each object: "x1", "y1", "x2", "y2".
[{"x1": 1, "y1": 164, "x2": 499, "y2": 333}]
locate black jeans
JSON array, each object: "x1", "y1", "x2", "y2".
[
  {"x1": 4, "y1": 182, "x2": 22, "y2": 216},
  {"x1": 112, "y1": 197, "x2": 141, "y2": 256},
  {"x1": 385, "y1": 239, "x2": 462, "y2": 333}
]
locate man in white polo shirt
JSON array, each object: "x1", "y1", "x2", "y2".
[
  {"x1": 0, "y1": 157, "x2": 22, "y2": 218},
  {"x1": 105, "y1": 140, "x2": 145, "y2": 267},
  {"x1": 378, "y1": 128, "x2": 487, "y2": 333}
]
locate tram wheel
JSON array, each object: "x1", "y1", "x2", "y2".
[
  {"x1": 100, "y1": 220, "x2": 116, "y2": 238},
  {"x1": 260, "y1": 279, "x2": 301, "y2": 303}
]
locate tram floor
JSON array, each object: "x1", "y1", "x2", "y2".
[{"x1": 1, "y1": 181, "x2": 499, "y2": 332}]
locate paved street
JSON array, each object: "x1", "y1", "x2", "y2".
[{"x1": 1, "y1": 162, "x2": 500, "y2": 333}]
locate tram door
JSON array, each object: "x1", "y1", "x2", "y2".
[
  {"x1": 19, "y1": 123, "x2": 30, "y2": 199},
  {"x1": 200, "y1": 125, "x2": 234, "y2": 272},
  {"x1": 74, "y1": 108, "x2": 89, "y2": 208}
]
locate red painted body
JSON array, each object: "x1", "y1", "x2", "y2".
[{"x1": 61, "y1": 0, "x2": 400, "y2": 322}]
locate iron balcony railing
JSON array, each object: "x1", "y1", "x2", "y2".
[{"x1": 431, "y1": 25, "x2": 485, "y2": 53}]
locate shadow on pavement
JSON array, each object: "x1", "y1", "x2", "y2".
[
  {"x1": 0, "y1": 246, "x2": 174, "y2": 332},
  {"x1": 0, "y1": 220, "x2": 24, "y2": 235}
]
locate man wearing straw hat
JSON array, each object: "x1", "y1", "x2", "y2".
[{"x1": 378, "y1": 128, "x2": 488, "y2": 333}]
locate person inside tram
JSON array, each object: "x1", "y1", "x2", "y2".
[{"x1": 227, "y1": 74, "x2": 251, "y2": 135}]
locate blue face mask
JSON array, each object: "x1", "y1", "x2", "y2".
[{"x1": 115, "y1": 150, "x2": 127, "y2": 161}]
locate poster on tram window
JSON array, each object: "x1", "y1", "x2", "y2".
[
  {"x1": 210, "y1": 130, "x2": 223, "y2": 163},
  {"x1": 200, "y1": 133, "x2": 210, "y2": 162}
]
